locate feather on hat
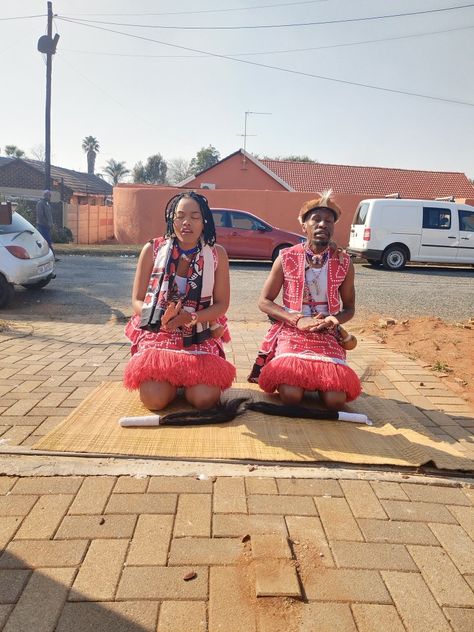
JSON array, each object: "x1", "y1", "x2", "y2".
[{"x1": 298, "y1": 189, "x2": 341, "y2": 224}]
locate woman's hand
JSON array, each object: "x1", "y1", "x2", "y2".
[
  {"x1": 161, "y1": 300, "x2": 182, "y2": 327},
  {"x1": 163, "y1": 308, "x2": 192, "y2": 331}
]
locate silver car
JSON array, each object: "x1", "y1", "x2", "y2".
[{"x1": 0, "y1": 211, "x2": 55, "y2": 308}]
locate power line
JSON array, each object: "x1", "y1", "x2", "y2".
[
  {"x1": 59, "y1": 3, "x2": 474, "y2": 31},
  {"x1": 55, "y1": 54, "x2": 191, "y2": 146},
  {"x1": 60, "y1": 24, "x2": 474, "y2": 59},
  {"x1": 56, "y1": 17, "x2": 474, "y2": 108},
  {"x1": 63, "y1": 0, "x2": 330, "y2": 18},
  {"x1": 0, "y1": 14, "x2": 46, "y2": 21},
  {"x1": 55, "y1": 55, "x2": 155, "y2": 128}
]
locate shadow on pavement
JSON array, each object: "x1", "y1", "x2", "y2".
[
  {"x1": 0, "y1": 551, "x2": 157, "y2": 631},
  {"x1": 0, "y1": 287, "x2": 130, "y2": 326}
]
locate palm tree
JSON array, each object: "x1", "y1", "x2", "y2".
[
  {"x1": 103, "y1": 159, "x2": 130, "y2": 185},
  {"x1": 82, "y1": 136, "x2": 100, "y2": 175},
  {"x1": 4, "y1": 145, "x2": 25, "y2": 158}
]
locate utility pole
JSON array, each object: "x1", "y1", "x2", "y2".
[{"x1": 38, "y1": 2, "x2": 60, "y2": 190}]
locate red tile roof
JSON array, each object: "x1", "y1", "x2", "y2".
[{"x1": 260, "y1": 159, "x2": 474, "y2": 198}]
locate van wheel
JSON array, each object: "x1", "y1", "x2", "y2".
[
  {"x1": 382, "y1": 246, "x2": 407, "y2": 270},
  {"x1": 271, "y1": 244, "x2": 291, "y2": 263},
  {"x1": 0, "y1": 275, "x2": 14, "y2": 309}
]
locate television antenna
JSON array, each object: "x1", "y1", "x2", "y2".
[{"x1": 238, "y1": 110, "x2": 272, "y2": 153}]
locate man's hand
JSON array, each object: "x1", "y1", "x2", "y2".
[
  {"x1": 297, "y1": 313, "x2": 323, "y2": 331},
  {"x1": 310, "y1": 315, "x2": 339, "y2": 332},
  {"x1": 287, "y1": 312, "x2": 304, "y2": 328}
]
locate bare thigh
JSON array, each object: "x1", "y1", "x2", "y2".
[
  {"x1": 185, "y1": 384, "x2": 221, "y2": 410},
  {"x1": 139, "y1": 381, "x2": 177, "y2": 411}
]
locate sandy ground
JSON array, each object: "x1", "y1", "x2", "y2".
[{"x1": 357, "y1": 315, "x2": 474, "y2": 405}]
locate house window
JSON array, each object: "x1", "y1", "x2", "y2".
[{"x1": 422, "y1": 207, "x2": 451, "y2": 230}]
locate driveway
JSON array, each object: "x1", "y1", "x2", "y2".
[{"x1": 1, "y1": 256, "x2": 473, "y2": 324}]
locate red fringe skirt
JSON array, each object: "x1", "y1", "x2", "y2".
[
  {"x1": 258, "y1": 325, "x2": 361, "y2": 401},
  {"x1": 123, "y1": 324, "x2": 235, "y2": 390}
]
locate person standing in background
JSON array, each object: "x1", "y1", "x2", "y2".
[{"x1": 36, "y1": 190, "x2": 59, "y2": 261}]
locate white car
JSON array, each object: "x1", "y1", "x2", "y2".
[
  {"x1": 0, "y1": 211, "x2": 55, "y2": 308},
  {"x1": 348, "y1": 198, "x2": 474, "y2": 269}
]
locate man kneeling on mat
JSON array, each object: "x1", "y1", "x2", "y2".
[{"x1": 248, "y1": 190, "x2": 361, "y2": 410}]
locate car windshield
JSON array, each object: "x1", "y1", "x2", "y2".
[{"x1": 0, "y1": 211, "x2": 34, "y2": 235}]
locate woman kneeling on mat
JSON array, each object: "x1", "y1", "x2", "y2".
[
  {"x1": 124, "y1": 192, "x2": 236, "y2": 410},
  {"x1": 248, "y1": 191, "x2": 361, "y2": 410}
]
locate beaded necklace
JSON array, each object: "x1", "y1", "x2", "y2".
[
  {"x1": 178, "y1": 244, "x2": 199, "y2": 260},
  {"x1": 305, "y1": 245, "x2": 329, "y2": 267}
]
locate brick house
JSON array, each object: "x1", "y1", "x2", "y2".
[
  {"x1": 0, "y1": 158, "x2": 113, "y2": 242},
  {"x1": 179, "y1": 149, "x2": 474, "y2": 199},
  {"x1": 0, "y1": 157, "x2": 112, "y2": 203},
  {"x1": 113, "y1": 152, "x2": 474, "y2": 245}
]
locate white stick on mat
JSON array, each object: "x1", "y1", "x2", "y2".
[
  {"x1": 119, "y1": 415, "x2": 161, "y2": 427},
  {"x1": 338, "y1": 412, "x2": 373, "y2": 425},
  {"x1": 118, "y1": 411, "x2": 373, "y2": 427}
]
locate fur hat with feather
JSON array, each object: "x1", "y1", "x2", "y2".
[{"x1": 298, "y1": 189, "x2": 341, "y2": 224}]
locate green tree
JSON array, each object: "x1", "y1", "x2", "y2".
[
  {"x1": 257, "y1": 154, "x2": 318, "y2": 163},
  {"x1": 168, "y1": 157, "x2": 193, "y2": 184},
  {"x1": 132, "y1": 154, "x2": 167, "y2": 184},
  {"x1": 82, "y1": 136, "x2": 100, "y2": 175},
  {"x1": 132, "y1": 161, "x2": 147, "y2": 183},
  {"x1": 189, "y1": 145, "x2": 220, "y2": 175},
  {"x1": 103, "y1": 159, "x2": 130, "y2": 185},
  {"x1": 4, "y1": 145, "x2": 25, "y2": 158}
]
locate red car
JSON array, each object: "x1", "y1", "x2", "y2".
[{"x1": 211, "y1": 208, "x2": 304, "y2": 262}]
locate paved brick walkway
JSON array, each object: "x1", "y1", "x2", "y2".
[
  {"x1": 0, "y1": 320, "x2": 473, "y2": 631},
  {"x1": 0, "y1": 474, "x2": 473, "y2": 631}
]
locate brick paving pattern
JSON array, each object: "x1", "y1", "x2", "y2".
[
  {"x1": 0, "y1": 474, "x2": 472, "y2": 630},
  {"x1": 0, "y1": 320, "x2": 473, "y2": 630}
]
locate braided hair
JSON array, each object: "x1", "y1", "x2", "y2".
[{"x1": 164, "y1": 191, "x2": 216, "y2": 245}]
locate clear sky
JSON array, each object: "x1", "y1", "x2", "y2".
[{"x1": 1, "y1": 0, "x2": 473, "y2": 179}]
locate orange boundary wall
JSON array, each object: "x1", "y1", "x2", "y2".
[
  {"x1": 113, "y1": 185, "x2": 366, "y2": 246},
  {"x1": 64, "y1": 203, "x2": 114, "y2": 244}
]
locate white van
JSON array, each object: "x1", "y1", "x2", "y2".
[{"x1": 347, "y1": 198, "x2": 474, "y2": 269}]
